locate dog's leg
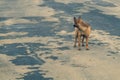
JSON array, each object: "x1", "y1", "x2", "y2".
[
  {"x1": 74, "y1": 28, "x2": 78, "y2": 47},
  {"x1": 86, "y1": 36, "x2": 89, "y2": 50},
  {"x1": 82, "y1": 35, "x2": 85, "y2": 47},
  {"x1": 78, "y1": 32, "x2": 81, "y2": 50},
  {"x1": 74, "y1": 34, "x2": 77, "y2": 47}
]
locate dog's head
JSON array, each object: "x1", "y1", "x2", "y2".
[
  {"x1": 73, "y1": 16, "x2": 89, "y2": 28},
  {"x1": 73, "y1": 16, "x2": 82, "y2": 28}
]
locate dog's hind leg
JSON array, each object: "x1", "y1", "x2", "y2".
[
  {"x1": 86, "y1": 36, "x2": 89, "y2": 50},
  {"x1": 82, "y1": 35, "x2": 85, "y2": 47}
]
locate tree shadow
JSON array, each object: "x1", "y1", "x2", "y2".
[
  {"x1": 0, "y1": 43, "x2": 26, "y2": 56},
  {"x1": 18, "y1": 70, "x2": 53, "y2": 80},
  {"x1": 11, "y1": 56, "x2": 45, "y2": 65}
]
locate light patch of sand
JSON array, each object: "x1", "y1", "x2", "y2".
[
  {"x1": 0, "y1": 54, "x2": 33, "y2": 80},
  {"x1": 14, "y1": 65, "x2": 33, "y2": 75},
  {"x1": 91, "y1": 30, "x2": 120, "y2": 53},
  {"x1": 0, "y1": 18, "x2": 38, "y2": 26},
  {"x1": 83, "y1": 0, "x2": 120, "y2": 18},
  {"x1": 55, "y1": 0, "x2": 94, "y2": 15},
  {"x1": 0, "y1": 0, "x2": 56, "y2": 18},
  {"x1": 103, "y1": 0, "x2": 120, "y2": 6},
  {"x1": 0, "y1": 37, "x2": 42, "y2": 44},
  {"x1": 59, "y1": 15, "x2": 72, "y2": 22},
  {"x1": 56, "y1": 30, "x2": 68, "y2": 35},
  {"x1": 24, "y1": 6, "x2": 56, "y2": 17},
  {"x1": 41, "y1": 17, "x2": 59, "y2": 22},
  {"x1": 71, "y1": 54, "x2": 120, "y2": 80},
  {"x1": 55, "y1": 0, "x2": 120, "y2": 18},
  {"x1": 56, "y1": 30, "x2": 74, "y2": 36},
  {"x1": 0, "y1": 54, "x2": 21, "y2": 80},
  {"x1": 38, "y1": 42, "x2": 120, "y2": 80},
  {"x1": 0, "y1": 36, "x2": 64, "y2": 45},
  {"x1": 40, "y1": 61, "x2": 87, "y2": 80},
  {"x1": 54, "y1": 0, "x2": 91, "y2": 4},
  {"x1": 38, "y1": 37, "x2": 120, "y2": 80},
  {"x1": 75, "y1": 5, "x2": 95, "y2": 15},
  {"x1": 0, "y1": 32, "x2": 28, "y2": 37},
  {"x1": 94, "y1": 5, "x2": 120, "y2": 18}
]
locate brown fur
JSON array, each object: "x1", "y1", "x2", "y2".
[
  {"x1": 73, "y1": 16, "x2": 91, "y2": 50},
  {"x1": 80, "y1": 21, "x2": 89, "y2": 28}
]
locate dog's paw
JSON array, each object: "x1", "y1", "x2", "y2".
[
  {"x1": 86, "y1": 48, "x2": 89, "y2": 50},
  {"x1": 74, "y1": 45, "x2": 76, "y2": 48},
  {"x1": 78, "y1": 48, "x2": 81, "y2": 50}
]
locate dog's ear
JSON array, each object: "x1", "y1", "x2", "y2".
[
  {"x1": 78, "y1": 16, "x2": 81, "y2": 23},
  {"x1": 73, "y1": 17, "x2": 77, "y2": 23},
  {"x1": 78, "y1": 16, "x2": 81, "y2": 19}
]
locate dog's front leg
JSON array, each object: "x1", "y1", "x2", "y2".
[
  {"x1": 78, "y1": 32, "x2": 81, "y2": 50},
  {"x1": 74, "y1": 34, "x2": 77, "y2": 47},
  {"x1": 74, "y1": 28, "x2": 78, "y2": 47}
]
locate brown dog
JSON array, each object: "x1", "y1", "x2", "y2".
[{"x1": 73, "y1": 16, "x2": 91, "y2": 50}]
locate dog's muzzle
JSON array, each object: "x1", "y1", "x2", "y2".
[{"x1": 73, "y1": 24, "x2": 77, "y2": 27}]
